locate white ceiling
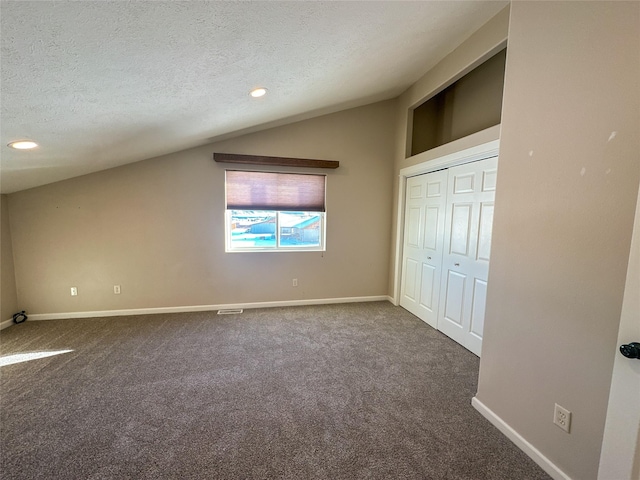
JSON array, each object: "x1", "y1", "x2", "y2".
[{"x1": 0, "y1": 1, "x2": 507, "y2": 194}]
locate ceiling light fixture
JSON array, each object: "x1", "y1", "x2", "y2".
[
  {"x1": 8, "y1": 140, "x2": 39, "y2": 150},
  {"x1": 249, "y1": 87, "x2": 267, "y2": 98}
]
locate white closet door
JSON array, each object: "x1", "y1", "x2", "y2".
[
  {"x1": 438, "y1": 156, "x2": 498, "y2": 355},
  {"x1": 400, "y1": 170, "x2": 447, "y2": 329}
]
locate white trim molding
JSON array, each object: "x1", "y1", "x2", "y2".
[
  {"x1": 18, "y1": 295, "x2": 393, "y2": 322},
  {"x1": 472, "y1": 397, "x2": 572, "y2": 480},
  {"x1": 1, "y1": 318, "x2": 14, "y2": 330}
]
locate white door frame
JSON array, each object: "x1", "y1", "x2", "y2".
[
  {"x1": 598, "y1": 184, "x2": 640, "y2": 479},
  {"x1": 392, "y1": 139, "x2": 500, "y2": 306}
]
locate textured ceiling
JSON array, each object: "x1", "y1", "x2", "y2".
[{"x1": 0, "y1": 1, "x2": 507, "y2": 193}]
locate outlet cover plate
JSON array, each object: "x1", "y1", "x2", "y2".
[{"x1": 554, "y1": 403, "x2": 571, "y2": 433}]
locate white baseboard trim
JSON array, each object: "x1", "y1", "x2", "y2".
[
  {"x1": 472, "y1": 397, "x2": 571, "y2": 480},
  {"x1": 1, "y1": 318, "x2": 14, "y2": 330},
  {"x1": 24, "y1": 295, "x2": 394, "y2": 321}
]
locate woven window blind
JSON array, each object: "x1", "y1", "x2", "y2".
[{"x1": 226, "y1": 171, "x2": 326, "y2": 212}]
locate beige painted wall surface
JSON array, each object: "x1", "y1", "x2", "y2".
[
  {"x1": 447, "y1": 48, "x2": 505, "y2": 143},
  {"x1": 476, "y1": 2, "x2": 640, "y2": 480},
  {"x1": 410, "y1": 48, "x2": 505, "y2": 156},
  {"x1": 8, "y1": 101, "x2": 396, "y2": 314},
  {"x1": 1, "y1": 194, "x2": 18, "y2": 320}
]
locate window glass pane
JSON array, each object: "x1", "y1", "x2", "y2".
[
  {"x1": 279, "y1": 212, "x2": 321, "y2": 248},
  {"x1": 229, "y1": 210, "x2": 276, "y2": 249}
]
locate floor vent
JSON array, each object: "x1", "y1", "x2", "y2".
[{"x1": 217, "y1": 308, "x2": 244, "y2": 315}]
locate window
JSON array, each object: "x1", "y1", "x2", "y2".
[{"x1": 225, "y1": 170, "x2": 326, "y2": 252}]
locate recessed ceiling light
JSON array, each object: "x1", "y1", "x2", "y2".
[
  {"x1": 250, "y1": 87, "x2": 267, "y2": 98},
  {"x1": 8, "y1": 140, "x2": 38, "y2": 150}
]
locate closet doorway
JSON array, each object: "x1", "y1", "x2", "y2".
[{"x1": 396, "y1": 141, "x2": 499, "y2": 356}]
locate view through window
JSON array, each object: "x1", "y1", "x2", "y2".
[{"x1": 228, "y1": 210, "x2": 323, "y2": 250}]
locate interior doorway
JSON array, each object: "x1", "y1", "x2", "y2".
[{"x1": 394, "y1": 140, "x2": 499, "y2": 356}]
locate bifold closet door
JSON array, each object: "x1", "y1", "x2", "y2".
[
  {"x1": 438, "y1": 157, "x2": 498, "y2": 356},
  {"x1": 399, "y1": 169, "x2": 447, "y2": 329}
]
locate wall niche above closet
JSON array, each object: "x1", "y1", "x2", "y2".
[{"x1": 410, "y1": 48, "x2": 506, "y2": 157}]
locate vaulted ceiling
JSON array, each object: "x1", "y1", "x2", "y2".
[{"x1": 0, "y1": 1, "x2": 507, "y2": 193}]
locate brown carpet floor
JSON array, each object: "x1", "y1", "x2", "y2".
[{"x1": 0, "y1": 301, "x2": 550, "y2": 479}]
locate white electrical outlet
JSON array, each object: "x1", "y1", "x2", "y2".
[
  {"x1": 70, "y1": 287, "x2": 78, "y2": 296},
  {"x1": 292, "y1": 278, "x2": 298, "y2": 287},
  {"x1": 554, "y1": 403, "x2": 571, "y2": 433},
  {"x1": 114, "y1": 285, "x2": 121, "y2": 294}
]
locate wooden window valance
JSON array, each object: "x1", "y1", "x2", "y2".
[{"x1": 214, "y1": 152, "x2": 339, "y2": 169}]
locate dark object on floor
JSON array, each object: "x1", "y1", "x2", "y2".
[{"x1": 11, "y1": 311, "x2": 27, "y2": 324}]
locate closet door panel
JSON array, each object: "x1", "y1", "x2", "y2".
[
  {"x1": 400, "y1": 170, "x2": 447, "y2": 329},
  {"x1": 438, "y1": 156, "x2": 498, "y2": 356},
  {"x1": 477, "y1": 203, "x2": 494, "y2": 262},
  {"x1": 442, "y1": 270, "x2": 467, "y2": 328},
  {"x1": 450, "y1": 203, "x2": 473, "y2": 256},
  {"x1": 403, "y1": 257, "x2": 419, "y2": 302},
  {"x1": 419, "y1": 263, "x2": 438, "y2": 311}
]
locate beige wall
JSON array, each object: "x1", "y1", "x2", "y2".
[
  {"x1": 1, "y1": 194, "x2": 19, "y2": 321},
  {"x1": 447, "y1": 48, "x2": 505, "y2": 143},
  {"x1": 411, "y1": 48, "x2": 505, "y2": 156},
  {"x1": 477, "y1": 2, "x2": 640, "y2": 480},
  {"x1": 7, "y1": 100, "x2": 396, "y2": 314}
]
